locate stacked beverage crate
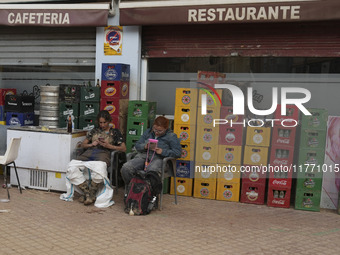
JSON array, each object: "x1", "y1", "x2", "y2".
[
  {"x1": 193, "y1": 88, "x2": 222, "y2": 200},
  {"x1": 100, "y1": 63, "x2": 130, "y2": 136},
  {"x1": 5, "y1": 94, "x2": 34, "y2": 127},
  {"x1": 215, "y1": 106, "x2": 244, "y2": 202},
  {"x1": 0, "y1": 89, "x2": 16, "y2": 125},
  {"x1": 59, "y1": 84, "x2": 81, "y2": 129},
  {"x1": 295, "y1": 108, "x2": 328, "y2": 211},
  {"x1": 126, "y1": 100, "x2": 157, "y2": 153},
  {"x1": 171, "y1": 88, "x2": 197, "y2": 197},
  {"x1": 267, "y1": 105, "x2": 299, "y2": 208},
  {"x1": 78, "y1": 86, "x2": 101, "y2": 130},
  {"x1": 240, "y1": 123, "x2": 271, "y2": 205}
]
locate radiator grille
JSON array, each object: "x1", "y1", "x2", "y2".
[{"x1": 29, "y1": 170, "x2": 48, "y2": 189}]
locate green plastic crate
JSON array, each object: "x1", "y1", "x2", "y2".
[
  {"x1": 78, "y1": 115, "x2": 96, "y2": 130},
  {"x1": 299, "y1": 129, "x2": 326, "y2": 149},
  {"x1": 80, "y1": 87, "x2": 100, "y2": 102},
  {"x1": 297, "y1": 148, "x2": 325, "y2": 166},
  {"x1": 59, "y1": 102, "x2": 80, "y2": 117},
  {"x1": 300, "y1": 108, "x2": 328, "y2": 131},
  {"x1": 59, "y1": 116, "x2": 79, "y2": 129},
  {"x1": 128, "y1": 101, "x2": 157, "y2": 119},
  {"x1": 126, "y1": 135, "x2": 140, "y2": 153},
  {"x1": 296, "y1": 177, "x2": 323, "y2": 192},
  {"x1": 295, "y1": 190, "x2": 321, "y2": 211},
  {"x1": 126, "y1": 117, "x2": 151, "y2": 137},
  {"x1": 79, "y1": 102, "x2": 100, "y2": 117}
]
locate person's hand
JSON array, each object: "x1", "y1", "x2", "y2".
[
  {"x1": 97, "y1": 139, "x2": 108, "y2": 148},
  {"x1": 92, "y1": 140, "x2": 99, "y2": 147},
  {"x1": 155, "y1": 148, "x2": 162, "y2": 155}
]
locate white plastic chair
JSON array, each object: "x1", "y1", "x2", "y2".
[{"x1": 0, "y1": 137, "x2": 22, "y2": 201}]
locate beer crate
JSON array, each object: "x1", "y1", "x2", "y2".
[
  {"x1": 271, "y1": 126, "x2": 296, "y2": 147},
  {"x1": 170, "y1": 177, "x2": 193, "y2": 197},
  {"x1": 240, "y1": 182, "x2": 266, "y2": 205},
  {"x1": 274, "y1": 104, "x2": 299, "y2": 126},
  {"x1": 219, "y1": 125, "x2": 244, "y2": 146},
  {"x1": 80, "y1": 86, "x2": 101, "y2": 102},
  {"x1": 102, "y1": 63, "x2": 130, "y2": 81},
  {"x1": 6, "y1": 112, "x2": 34, "y2": 126},
  {"x1": 243, "y1": 146, "x2": 269, "y2": 166},
  {"x1": 176, "y1": 160, "x2": 195, "y2": 178},
  {"x1": 128, "y1": 100, "x2": 157, "y2": 119},
  {"x1": 100, "y1": 80, "x2": 129, "y2": 99},
  {"x1": 100, "y1": 98, "x2": 129, "y2": 116},
  {"x1": 174, "y1": 106, "x2": 197, "y2": 126},
  {"x1": 59, "y1": 102, "x2": 79, "y2": 117},
  {"x1": 267, "y1": 186, "x2": 291, "y2": 208},
  {"x1": 174, "y1": 124, "x2": 196, "y2": 145},
  {"x1": 217, "y1": 164, "x2": 241, "y2": 183},
  {"x1": 269, "y1": 145, "x2": 294, "y2": 166},
  {"x1": 216, "y1": 180, "x2": 240, "y2": 202},
  {"x1": 295, "y1": 190, "x2": 321, "y2": 211},
  {"x1": 217, "y1": 145, "x2": 242, "y2": 165},
  {"x1": 5, "y1": 95, "x2": 34, "y2": 113},
  {"x1": 194, "y1": 161, "x2": 218, "y2": 179},
  {"x1": 198, "y1": 88, "x2": 223, "y2": 107},
  {"x1": 178, "y1": 142, "x2": 195, "y2": 161},
  {"x1": 80, "y1": 102, "x2": 100, "y2": 117},
  {"x1": 196, "y1": 126, "x2": 219, "y2": 145},
  {"x1": 196, "y1": 107, "x2": 220, "y2": 126},
  {"x1": 299, "y1": 129, "x2": 327, "y2": 149},
  {"x1": 59, "y1": 115, "x2": 79, "y2": 129},
  {"x1": 175, "y1": 88, "x2": 198, "y2": 108},
  {"x1": 195, "y1": 144, "x2": 218, "y2": 163},
  {"x1": 78, "y1": 115, "x2": 96, "y2": 130},
  {"x1": 219, "y1": 106, "x2": 244, "y2": 125},
  {"x1": 126, "y1": 135, "x2": 140, "y2": 153},
  {"x1": 297, "y1": 147, "x2": 325, "y2": 166},
  {"x1": 193, "y1": 178, "x2": 217, "y2": 200},
  {"x1": 111, "y1": 115, "x2": 127, "y2": 135},
  {"x1": 300, "y1": 108, "x2": 328, "y2": 131},
  {"x1": 241, "y1": 165, "x2": 267, "y2": 184},
  {"x1": 245, "y1": 126, "x2": 271, "y2": 147},
  {"x1": 59, "y1": 84, "x2": 81, "y2": 103},
  {"x1": 0, "y1": 88, "x2": 16, "y2": 105},
  {"x1": 126, "y1": 117, "x2": 150, "y2": 137}
]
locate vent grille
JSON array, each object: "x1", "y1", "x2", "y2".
[{"x1": 29, "y1": 170, "x2": 48, "y2": 189}]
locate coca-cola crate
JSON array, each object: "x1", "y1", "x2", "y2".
[
  {"x1": 0, "y1": 88, "x2": 16, "y2": 105},
  {"x1": 241, "y1": 165, "x2": 267, "y2": 184},
  {"x1": 176, "y1": 160, "x2": 194, "y2": 178},
  {"x1": 268, "y1": 176, "x2": 293, "y2": 189},
  {"x1": 274, "y1": 104, "x2": 299, "y2": 126},
  {"x1": 267, "y1": 186, "x2": 291, "y2": 208},
  {"x1": 102, "y1": 63, "x2": 130, "y2": 81},
  {"x1": 240, "y1": 182, "x2": 266, "y2": 205},
  {"x1": 271, "y1": 126, "x2": 296, "y2": 147},
  {"x1": 269, "y1": 145, "x2": 294, "y2": 166},
  {"x1": 219, "y1": 125, "x2": 244, "y2": 146},
  {"x1": 100, "y1": 80, "x2": 129, "y2": 99},
  {"x1": 5, "y1": 95, "x2": 34, "y2": 112}
]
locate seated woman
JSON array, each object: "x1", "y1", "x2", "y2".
[
  {"x1": 60, "y1": 110, "x2": 126, "y2": 207},
  {"x1": 121, "y1": 116, "x2": 181, "y2": 195}
]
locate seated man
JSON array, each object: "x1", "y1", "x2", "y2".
[
  {"x1": 60, "y1": 110, "x2": 126, "y2": 207},
  {"x1": 121, "y1": 116, "x2": 181, "y2": 195}
]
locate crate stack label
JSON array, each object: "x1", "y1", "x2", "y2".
[
  {"x1": 5, "y1": 94, "x2": 34, "y2": 127},
  {"x1": 126, "y1": 100, "x2": 156, "y2": 153},
  {"x1": 295, "y1": 108, "x2": 328, "y2": 212},
  {"x1": 100, "y1": 63, "x2": 130, "y2": 137},
  {"x1": 0, "y1": 89, "x2": 16, "y2": 125},
  {"x1": 77, "y1": 87, "x2": 101, "y2": 130},
  {"x1": 241, "y1": 125, "x2": 271, "y2": 205},
  {"x1": 267, "y1": 105, "x2": 299, "y2": 208},
  {"x1": 193, "y1": 88, "x2": 222, "y2": 200}
]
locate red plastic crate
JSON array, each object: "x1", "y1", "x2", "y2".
[
  {"x1": 219, "y1": 106, "x2": 244, "y2": 125},
  {"x1": 240, "y1": 182, "x2": 266, "y2": 205},
  {"x1": 271, "y1": 126, "x2": 297, "y2": 147},
  {"x1": 241, "y1": 165, "x2": 267, "y2": 184},
  {"x1": 219, "y1": 125, "x2": 243, "y2": 146},
  {"x1": 267, "y1": 186, "x2": 291, "y2": 208},
  {"x1": 268, "y1": 176, "x2": 293, "y2": 189},
  {"x1": 100, "y1": 98, "x2": 128, "y2": 116},
  {"x1": 100, "y1": 80, "x2": 129, "y2": 99},
  {"x1": 274, "y1": 104, "x2": 299, "y2": 126},
  {"x1": 0, "y1": 88, "x2": 16, "y2": 105},
  {"x1": 269, "y1": 145, "x2": 294, "y2": 166}
]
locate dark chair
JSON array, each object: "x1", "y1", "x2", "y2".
[
  {"x1": 126, "y1": 152, "x2": 178, "y2": 210},
  {"x1": 107, "y1": 150, "x2": 126, "y2": 193}
]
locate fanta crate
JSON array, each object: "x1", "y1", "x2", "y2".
[
  {"x1": 300, "y1": 108, "x2": 328, "y2": 131},
  {"x1": 267, "y1": 186, "x2": 291, "y2": 208},
  {"x1": 170, "y1": 177, "x2": 193, "y2": 197},
  {"x1": 5, "y1": 95, "x2": 34, "y2": 113},
  {"x1": 216, "y1": 180, "x2": 240, "y2": 202},
  {"x1": 176, "y1": 160, "x2": 194, "y2": 178},
  {"x1": 193, "y1": 178, "x2": 217, "y2": 200},
  {"x1": 0, "y1": 88, "x2": 16, "y2": 105},
  {"x1": 6, "y1": 112, "x2": 34, "y2": 126},
  {"x1": 128, "y1": 101, "x2": 157, "y2": 119},
  {"x1": 101, "y1": 80, "x2": 129, "y2": 99},
  {"x1": 80, "y1": 87, "x2": 100, "y2": 102},
  {"x1": 102, "y1": 63, "x2": 130, "y2": 81}
]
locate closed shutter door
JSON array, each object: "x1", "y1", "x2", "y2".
[
  {"x1": 0, "y1": 26, "x2": 96, "y2": 66},
  {"x1": 143, "y1": 21, "x2": 340, "y2": 58}
]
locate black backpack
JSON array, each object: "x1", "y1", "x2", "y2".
[{"x1": 124, "y1": 171, "x2": 162, "y2": 216}]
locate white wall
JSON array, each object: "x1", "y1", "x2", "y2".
[{"x1": 95, "y1": 13, "x2": 142, "y2": 100}]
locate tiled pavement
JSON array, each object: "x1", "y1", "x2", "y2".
[{"x1": 1, "y1": 179, "x2": 340, "y2": 255}]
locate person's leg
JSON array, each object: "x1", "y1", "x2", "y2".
[{"x1": 121, "y1": 156, "x2": 146, "y2": 193}]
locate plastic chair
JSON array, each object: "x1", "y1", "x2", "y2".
[
  {"x1": 0, "y1": 137, "x2": 22, "y2": 201},
  {"x1": 126, "y1": 152, "x2": 178, "y2": 210},
  {"x1": 108, "y1": 150, "x2": 126, "y2": 193}
]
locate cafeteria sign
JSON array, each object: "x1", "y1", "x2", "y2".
[{"x1": 104, "y1": 26, "x2": 123, "y2": 55}]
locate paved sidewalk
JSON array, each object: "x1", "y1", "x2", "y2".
[{"x1": 1, "y1": 180, "x2": 340, "y2": 255}]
